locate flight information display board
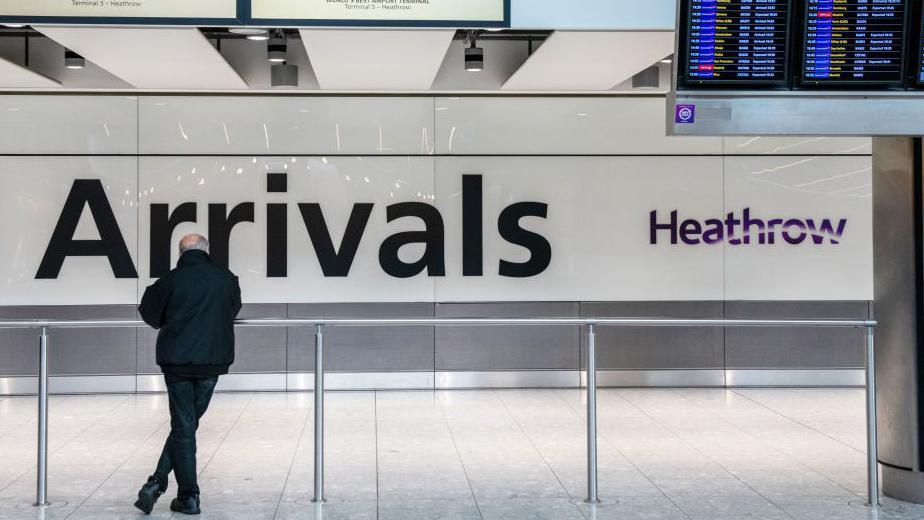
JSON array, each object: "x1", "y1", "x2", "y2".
[
  {"x1": 919, "y1": 6, "x2": 924, "y2": 83},
  {"x1": 681, "y1": 0, "x2": 792, "y2": 86},
  {"x1": 801, "y1": 0, "x2": 908, "y2": 85}
]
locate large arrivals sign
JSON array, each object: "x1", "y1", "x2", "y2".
[
  {"x1": 36, "y1": 176, "x2": 851, "y2": 284},
  {"x1": 0, "y1": 0, "x2": 239, "y2": 24},
  {"x1": 250, "y1": 0, "x2": 508, "y2": 26},
  {"x1": 0, "y1": 156, "x2": 870, "y2": 306}
]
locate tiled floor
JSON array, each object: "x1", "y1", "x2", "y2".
[{"x1": 0, "y1": 388, "x2": 921, "y2": 519}]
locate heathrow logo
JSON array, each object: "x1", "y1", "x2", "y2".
[{"x1": 650, "y1": 209, "x2": 847, "y2": 246}]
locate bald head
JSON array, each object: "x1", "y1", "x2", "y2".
[{"x1": 179, "y1": 234, "x2": 209, "y2": 256}]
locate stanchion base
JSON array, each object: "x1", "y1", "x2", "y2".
[
  {"x1": 32, "y1": 502, "x2": 49, "y2": 507},
  {"x1": 584, "y1": 498, "x2": 600, "y2": 504},
  {"x1": 311, "y1": 498, "x2": 326, "y2": 504}
]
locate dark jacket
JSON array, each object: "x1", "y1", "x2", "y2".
[{"x1": 139, "y1": 250, "x2": 242, "y2": 376}]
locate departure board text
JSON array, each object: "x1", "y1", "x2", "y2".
[
  {"x1": 918, "y1": 7, "x2": 924, "y2": 83},
  {"x1": 802, "y1": 0, "x2": 906, "y2": 84},
  {"x1": 684, "y1": 0, "x2": 790, "y2": 85}
]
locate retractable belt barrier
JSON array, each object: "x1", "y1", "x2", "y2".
[{"x1": 0, "y1": 317, "x2": 878, "y2": 509}]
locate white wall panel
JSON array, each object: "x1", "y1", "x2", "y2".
[
  {"x1": 0, "y1": 157, "x2": 138, "y2": 305},
  {"x1": 139, "y1": 97, "x2": 435, "y2": 156},
  {"x1": 138, "y1": 156, "x2": 436, "y2": 303},
  {"x1": 0, "y1": 95, "x2": 877, "y2": 305},
  {"x1": 0, "y1": 96, "x2": 136, "y2": 155},
  {"x1": 724, "y1": 156, "x2": 873, "y2": 300},
  {"x1": 435, "y1": 97, "x2": 722, "y2": 156},
  {"x1": 434, "y1": 157, "x2": 725, "y2": 301},
  {"x1": 723, "y1": 136, "x2": 872, "y2": 156}
]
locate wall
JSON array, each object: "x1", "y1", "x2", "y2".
[{"x1": 0, "y1": 94, "x2": 873, "y2": 393}]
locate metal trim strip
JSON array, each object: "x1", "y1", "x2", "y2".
[
  {"x1": 725, "y1": 369, "x2": 865, "y2": 387},
  {"x1": 0, "y1": 369, "x2": 869, "y2": 395},
  {"x1": 138, "y1": 373, "x2": 289, "y2": 392},
  {"x1": 0, "y1": 317, "x2": 878, "y2": 328},
  {"x1": 581, "y1": 369, "x2": 725, "y2": 387},
  {"x1": 435, "y1": 370, "x2": 580, "y2": 389},
  {"x1": 286, "y1": 372, "x2": 435, "y2": 391},
  {"x1": 0, "y1": 375, "x2": 136, "y2": 395}
]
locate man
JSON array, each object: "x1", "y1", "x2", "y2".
[{"x1": 134, "y1": 234, "x2": 242, "y2": 516}]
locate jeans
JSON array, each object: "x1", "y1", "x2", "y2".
[{"x1": 150, "y1": 374, "x2": 218, "y2": 498}]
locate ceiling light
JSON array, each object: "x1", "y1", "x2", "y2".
[
  {"x1": 267, "y1": 31, "x2": 287, "y2": 63},
  {"x1": 464, "y1": 31, "x2": 483, "y2": 72},
  {"x1": 660, "y1": 57, "x2": 673, "y2": 64},
  {"x1": 465, "y1": 47, "x2": 484, "y2": 72},
  {"x1": 3, "y1": 23, "x2": 26, "y2": 28},
  {"x1": 229, "y1": 27, "x2": 262, "y2": 34},
  {"x1": 64, "y1": 49, "x2": 85, "y2": 69},
  {"x1": 271, "y1": 62, "x2": 298, "y2": 87},
  {"x1": 231, "y1": 27, "x2": 271, "y2": 41}
]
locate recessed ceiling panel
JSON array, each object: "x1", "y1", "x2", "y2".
[
  {"x1": 299, "y1": 29, "x2": 455, "y2": 90},
  {"x1": 502, "y1": 31, "x2": 674, "y2": 91},
  {"x1": 0, "y1": 55, "x2": 59, "y2": 88},
  {"x1": 35, "y1": 26, "x2": 247, "y2": 90}
]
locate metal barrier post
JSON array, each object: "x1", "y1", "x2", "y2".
[
  {"x1": 312, "y1": 325, "x2": 325, "y2": 503},
  {"x1": 866, "y1": 325, "x2": 879, "y2": 508},
  {"x1": 34, "y1": 326, "x2": 49, "y2": 507},
  {"x1": 586, "y1": 323, "x2": 599, "y2": 504}
]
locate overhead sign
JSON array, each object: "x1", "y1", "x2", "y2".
[
  {"x1": 0, "y1": 0, "x2": 239, "y2": 24},
  {"x1": 800, "y1": 0, "x2": 907, "y2": 86},
  {"x1": 679, "y1": 0, "x2": 792, "y2": 87},
  {"x1": 249, "y1": 0, "x2": 509, "y2": 27},
  {"x1": 675, "y1": 0, "x2": 922, "y2": 90},
  {"x1": 0, "y1": 0, "x2": 508, "y2": 26}
]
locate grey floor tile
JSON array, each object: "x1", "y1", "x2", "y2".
[
  {"x1": 66, "y1": 504, "x2": 173, "y2": 519},
  {"x1": 0, "y1": 390, "x2": 920, "y2": 520},
  {"x1": 671, "y1": 495, "x2": 791, "y2": 520},
  {"x1": 468, "y1": 475, "x2": 571, "y2": 500},
  {"x1": 378, "y1": 498, "x2": 482, "y2": 520},
  {"x1": 274, "y1": 499, "x2": 377, "y2": 520},
  {"x1": 191, "y1": 500, "x2": 278, "y2": 520},
  {"x1": 774, "y1": 495, "x2": 891, "y2": 520},
  {"x1": 881, "y1": 496, "x2": 924, "y2": 520},
  {"x1": 576, "y1": 497, "x2": 689, "y2": 520},
  {"x1": 478, "y1": 498, "x2": 585, "y2": 520},
  {"x1": 0, "y1": 506, "x2": 77, "y2": 520},
  {"x1": 650, "y1": 477, "x2": 760, "y2": 498}
]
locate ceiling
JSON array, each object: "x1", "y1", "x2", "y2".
[
  {"x1": 502, "y1": 31, "x2": 673, "y2": 91},
  {"x1": 0, "y1": 26, "x2": 673, "y2": 93},
  {"x1": 35, "y1": 26, "x2": 248, "y2": 90}
]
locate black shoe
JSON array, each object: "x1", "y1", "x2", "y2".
[
  {"x1": 133, "y1": 480, "x2": 164, "y2": 515},
  {"x1": 170, "y1": 495, "x2": 201, "y2": 515}
]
